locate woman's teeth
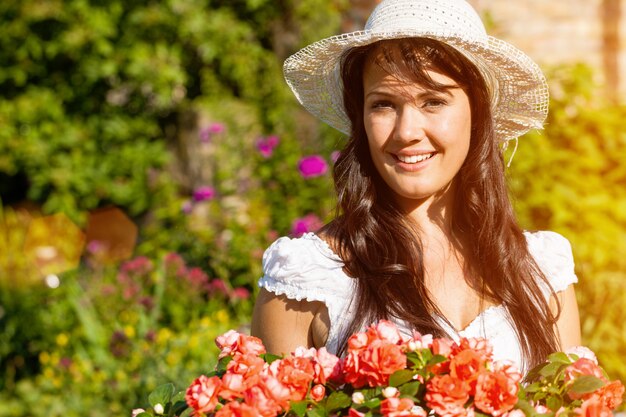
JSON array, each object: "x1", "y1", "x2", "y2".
[{"x1": 397, "y1": 153, "x2": 434, "y2": 164}]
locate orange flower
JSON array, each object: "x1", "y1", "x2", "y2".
[
  {"x1": 575, "y1": 398, "x2": 614, "y2": 417},
  {"x1": 473, "y1": 365, "x2": 520, "y2": 416},
  {"x1": 380, "y1": 397, "x2": 427, "y2": 417},
  {"x1": 592, "y1": 380, "x2": 625, "y2": 410},
  {"x1": 449, "y1": 349, "x2": 487, "y2": 393},
  {"x1": 215, "y1": 401, "x2": 260, "y2": 417},
  {"x1": 425, "y1": 374, "x2": 470, "y2": 416},
  {"x1": 185, "y1": 375, "x2": 223, "y2": 415},
  {"x1": 216, "y1": 331, "x2": 266, "y2": 359},
  {"x1": 268, "y1": 356, "x2": 316, "y2": 401},
  {"x1": 344, "y1": 339, "x2": 406, "y2": 388}
]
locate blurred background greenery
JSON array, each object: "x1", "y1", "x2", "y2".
[{"x1": 0, "y1": 1, "x2": 624, "y2": 416}]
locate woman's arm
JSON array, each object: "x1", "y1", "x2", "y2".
[
  {"x1": 251, "y1": 288, "x2": 329, "y2": 356},
  {"x1": 551, "y1": 284, "x2": 581, "y2": 349}
]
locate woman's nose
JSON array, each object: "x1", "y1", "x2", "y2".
[{"x1": 394, "y1": 105, "x2": 426, "y2": 143}]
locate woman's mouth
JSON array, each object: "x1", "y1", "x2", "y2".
[{"x1": 395, "y1": 152, "x2": 436, "y2": 164}]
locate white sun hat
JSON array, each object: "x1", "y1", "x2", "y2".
[{"x1": 283, "y1": 0, "x2": 549, "y2": 143}]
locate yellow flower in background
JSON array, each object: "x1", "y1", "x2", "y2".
[
  {"x1": 216, "y1": 309, "x2": 228, "y2": 323},
  {"x1": 56, "y1": 333, "x2": 69, "y2": 347},
  {"x1": 124, "y1": 325, "x2": 136, "y2": 339},
  {"x1": 39, "y1": 351, "x2": 50, "y2": 365}
]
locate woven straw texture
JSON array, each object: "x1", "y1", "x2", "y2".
[{"x1": 283, "y1": 0, "x2": 549, "y2": 143}]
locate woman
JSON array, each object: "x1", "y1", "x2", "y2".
[{"x1": 251, "y1": 0, "x2": 580, "y2": 373}]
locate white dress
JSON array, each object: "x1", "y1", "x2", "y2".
[{"x1": 258, "y1": 231, "x2": 577, "y2": 372}]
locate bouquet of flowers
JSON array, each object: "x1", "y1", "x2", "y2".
[{"x1": 133, "y1": 321, "x2": 623, "y2": 417}]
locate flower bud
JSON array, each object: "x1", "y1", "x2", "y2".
[
  {"x1": 153, "y1": 403, "x2": 164, "y2": 415},
  {"x1": 352, "y1": 392, "x2": 365, "y2": 404},
  {"x1": 382, "y1": 387, "x2": 398, "y2": 398},
  {"x1": 131, "y1": 409, "x2": 145, "y2": 417}
]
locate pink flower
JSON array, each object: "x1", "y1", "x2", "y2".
[
  {"x1": 216, "y1": 331, "x2": 266, "y2": 359},
  {"x1": 298, "y1": 155, "x2": 328, "y2": 178},
  {"x1": 209, "y1": 278, "x2": 229, "y2": 296},
  {"x1": 290, "y1": 214, "x2": 323, "y2": 237},
  {"x1": 256, "y1": 135, "x2": 279, "y2": 158},
  {"x1": 199, "y1": 123, "x2": 225, "y2": 142},
  {"x1": 181, "y1": 199, "x2": 193, "y2": 214},
  {"x1": 232, "y1": 287, "x2": 251, "y2": 300},
  {"x1": 293, "y1": 346, "x2": 342, "y2": 384},
  {"x1": 381, "y1": 397, "x2": 427, "y2": 417},
  {"x1": 185, "y1": 375, "x2": 222, "y2": 415},
  {"x1": 425, "y1": 374, "x2": 470, "y2": 417},
  {"x1": 193, "y1": 186, "x2": 216, "y2": 202},
  {"x1": 566, "y1": 346, "x2": 598, "y2": 364},
  {"x1": 502, "y1": 410, "x2": 525, "y2": 417}
]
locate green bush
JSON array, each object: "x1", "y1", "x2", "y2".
[{"x1": 508, "y1": 64, "x2": 626, "y2": 385}]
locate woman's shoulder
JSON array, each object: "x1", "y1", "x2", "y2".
[
  {"x1": 523, "y1": 230, "x2": 578, "y2": 293},
  {"x1": 258, "y1": 232, "x2": 352, "y2": 303}
]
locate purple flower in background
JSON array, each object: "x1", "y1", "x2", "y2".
[
  {"x1": 331, "y1": 150, "x2": 341, "y2": 163},
  {"x1": 199, "y1": 122, "x2": 226, "y2": 143},
  {"x1": 290, "y1": 213, "x2": 323, "y2": 237},
  {"x1": 298, "y1": 155, "x2": 328, "y2": 178},
  {"x1": 193, "y1": 186, "x2": 215, "y2": 202},
  {"x1": 256, "y1": 135, "x2": 280, "y2": 158},
  {"x1": 181, "y1": 199, "x2": 193, "y2": 214}
]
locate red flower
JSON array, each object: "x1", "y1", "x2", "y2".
[
  {"x1": 381, "y1": 397, "x2": 427, "y2": 417},
  {"x1": 186, "y1": 375, "x2": 222, "y2": 415},
  {"x1": 425, "y1": 374, "x2": 470, "y2": 417},
  {"x1": 473, "y1": 364, "x2": 521, "y2": 416}
]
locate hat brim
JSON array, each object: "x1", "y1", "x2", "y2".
[{"x1": 283, "y1": 29, "x2": 548, "y2": 142}]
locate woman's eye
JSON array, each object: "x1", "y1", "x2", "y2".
[
  {"x1": 371, "y1": 100, "x2": 394, "y2": 110},
  {"x1": 423, "y1": 98, "x2": 447, "y2": 108}
]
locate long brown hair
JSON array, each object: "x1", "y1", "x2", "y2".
[{"x1": 323, "y1": 38, "x2": 560, "y2": 370}]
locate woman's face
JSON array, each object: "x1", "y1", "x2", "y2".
[{"x1": 363, "y1": 57, "x2": 472, "y2": 208}]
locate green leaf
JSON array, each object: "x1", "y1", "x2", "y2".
[
  {"x1": 399, "y1": 380, "x2": 421, "y2": 397},
  {"x1": 389, "y1": 370, "x2": 415, "y2": 387},
  {"x1": 216, "y1": 356, "x2": 234, "y2": 373},
  {"x1": 362, "y1": 398, "x2": 381, "y2": 409},
  {"x1": 539, "y1": 361, "x2": 564, "y2": 377},
  {"x1": 546, "y1": 395, "x2": 563, "y2": 412},
  {"x1": 178, "y1": 408, "x2": 193, "y2": 417},
  {"x1": 136, "y1": 414, "x2": 152, "y2": 417},
  {"x1": 291, "y1": 400, "x2": 308, "y2": 417},
  {"x1": 149, "y1": 383, "x2": 175, "y2": 408},
  {"x1": 428, "y1": 354, "x2": 448, "y2": 365},
  {"x1": 548, "y1": 352, "x2": 572, "y2": 364},
  {"x1": 306, "y1": 406, "x2": 328, "y2": 417},
  {"x1": 261, "y1": 353, "x2": 283, "y2": 364},
  {"x1": 569, "y1": 375, "x2": 605, "y2": 394},
  {"x1": 326, "y1": 391, "x2": 352, "y2": 412}
]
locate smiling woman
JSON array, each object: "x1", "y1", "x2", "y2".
[{"x1": 252, "y1": 0, "x2": 581, "y2": 375}]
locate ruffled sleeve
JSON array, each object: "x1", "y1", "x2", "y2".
[
  {"x1": 258, "y1": 233, "x2": 355, "y2": 354},
  {"x1": 525, "y1": 231, "x2": 578, "y2": 295}
]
